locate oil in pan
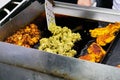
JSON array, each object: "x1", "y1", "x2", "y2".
[
  {"x1": 5, "y1": 12, "x2": 120, "y2": 64},
  {"x1": 33, "y1": 13, "x2": 120, "y2": 64},
  {"x1": 32, "y1": 12, "x2": 111, "y2": 60}
]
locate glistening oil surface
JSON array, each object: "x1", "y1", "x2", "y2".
[{"x1": 32, "y1": 12, "x2": 110, "y2": 58}]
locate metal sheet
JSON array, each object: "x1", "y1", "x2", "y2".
[
  {"x1": 45, "y1": 0, "x2": 56, "y2": 28},
  {"x1": 0, "y1": 63, "x2": 63, "y2": 80},
  {"x1": 103, "y1": 32, "x2": 120, "y2": 66},
  {"x1": 0, "y1": 0, "x2": 29, "y2": 25},
  {"x1": 0, "y1": 42, "x2": 120, "y2": 80},
  {"x1": 54, "y1": 1, "x2": 120, "y2": 23}
]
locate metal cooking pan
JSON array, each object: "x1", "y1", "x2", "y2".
[{"x1": 0, "y1": 1, "x2": 120, "y2": 80}]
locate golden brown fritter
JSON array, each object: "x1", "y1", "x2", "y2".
[
  {"x1": 96, "y1": 33, "x2": 115, "y2": 46},
  {"x1": 80, "y1": 22, "x2": 120, "y2": 62},
  {"x1": 89, "y1": 27, "x2": 109, "y2": 38},
  {"x1": 107, "y1": 22, "x2": 120, "y2": 34},
  {"x1": 80, "y1": 53, "x2": 96, "y2": 62},
  {"x1": 5, "y1": 24, "x2": 40, "y2": 48},
  {"x1": 79, "y1": 42, "x2": 106, "y2": 62},
  {"x1": 89, "y1": 22, "x2": 120, "y2": 46}
]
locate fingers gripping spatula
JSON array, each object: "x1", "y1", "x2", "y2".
[{"x1": 45, "y1": 0, "x2": 56, "y2": 30}]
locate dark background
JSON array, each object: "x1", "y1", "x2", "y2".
[{"x1": 38, "y1": 0, "x2": 113, "y2": 9}]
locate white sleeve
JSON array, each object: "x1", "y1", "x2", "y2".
[{"x1": 112, "y1": 0, "x2": 120, "y2": 10}]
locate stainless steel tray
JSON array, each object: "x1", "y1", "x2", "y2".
[
  {"x1": 0, "y1": 63, "x2": 63, "y2": 80},
  {"x1": 0, "y1": 1, "x2": 120, "y2": 80},
  {"x1": 54, "y1": 1, "x2": 120, "y2": 23}
]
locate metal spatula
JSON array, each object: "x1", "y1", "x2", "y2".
[{"x1": 45, "y1": 0, "x2": 56, "y2": 29}]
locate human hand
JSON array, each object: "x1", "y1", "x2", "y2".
[{"x1": 77, "y1": 0, "x2": 92, "y2": 6}]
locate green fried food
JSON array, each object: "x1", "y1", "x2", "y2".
[{"x1": 38, "y1": 24, "x2": 81, "y2": 57}]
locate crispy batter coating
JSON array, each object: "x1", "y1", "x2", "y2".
[
  {"x1": 79, "y1": 42, "x2": 106, "y2": 62},
  {"x1": 80, "y1": 53, "x2": 96, "y2": 62},
  {"x1": 107, "y1": 22, "x2": 120, "y2": 33},
  {"x1": 89, "y1": 22, "x2": 120, "y2": 46},
  {"x1": 89, "y1": 27, "x2": 109, "y2": 38},
  {"x1": 5, "y1": 24, "x2": 40, "y2": 48},
  {"x1": 96, "y1": 33, "x2": 115, "y2": 46}
]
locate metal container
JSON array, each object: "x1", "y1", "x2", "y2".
[
  {"x1": 0, "y1": 0, "x2": 32, "y2": 26},
  {"x1": 1, "y1": 1, "x2": 120, "y2": 80}
]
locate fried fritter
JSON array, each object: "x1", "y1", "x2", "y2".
[
  {"x1": 89, "y1": 27, "x2": 109, "y2": 38},
  {"x1": 80, "y1": 42, "x2": 106, "y2": 62},
  {"x1": 80, "y1": 53, "x2": 96, "y2": 62},
  {"x1": 89, "y1": 22, "x2": 120, "y2": 46},
  {"x1": 96, "y1": 33, "x2": 115, "y2": 46},
  {"x1": 5, "y1": 24, "x2": 40, "y2": 48}
]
